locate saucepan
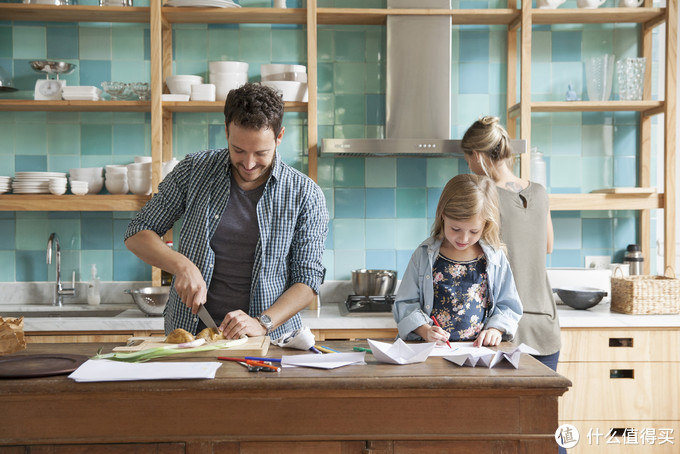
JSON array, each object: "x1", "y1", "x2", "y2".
[{"x1": 351, "y1": 269, "x2": 397, "y2": 296}]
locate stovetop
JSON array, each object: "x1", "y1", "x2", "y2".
[{"x1": 342, "y1": 295, "x2": 395, "y2": 314}]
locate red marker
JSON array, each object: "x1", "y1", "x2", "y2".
[{"x1": 431, "y1": 315, "x2": 452, "y2": 349}]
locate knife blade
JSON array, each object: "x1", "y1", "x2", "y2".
[{"x1": 197, "y1": 304, "x2": 220, "y2": 333}]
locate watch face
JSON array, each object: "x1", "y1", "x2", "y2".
[{"x1": 259, "y1": 314, "x2": 273, "y2": 328}]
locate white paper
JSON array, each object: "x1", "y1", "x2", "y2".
[
  {"x1": 367, "y1": 338, "x2": 435, "y2": 365},
  {"x1": 68, "y1": 359, "x2": 222, "y2": 382},
  {"x1": 281, "y1": 352, "x2": 365, "y2": 369},
  {"x1": 270, "y1": 326, "x2": 316, "y2": 351},
  {"x1": 429, "y1": 341, "x2": 475, "y2": 356},
  {"x1": 442, "y1": 343, "x2": 540, "y2": 369}
]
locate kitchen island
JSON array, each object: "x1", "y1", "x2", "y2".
[{"x1": 0, "y1": 341, "x2": 570, "y2": 454}]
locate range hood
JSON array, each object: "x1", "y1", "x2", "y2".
[{"x1": 321, "y1": 0, "x2": 526, "y2": 157}]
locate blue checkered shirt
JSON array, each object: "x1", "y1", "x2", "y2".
[{"x1": 125, "y1": 148, "x2": 328, "y2": 339}]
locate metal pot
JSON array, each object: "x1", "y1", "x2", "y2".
[{"x1": 351, "y1": 269, "x2": 397, "y2": 296}]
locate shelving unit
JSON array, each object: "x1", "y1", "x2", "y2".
[{"x1": 0, "y1": 1, "x2": 676, "y2": 274}]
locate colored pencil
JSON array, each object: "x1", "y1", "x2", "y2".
[
  {"x1": 431, "y1": 315, "x2": 452, "y2": 349},
  {"x1": 353, "y1": 347, "x2": 372, "y2": 353},
  {"x1": 244, "y1": 356, "x2": 282, "y2": 363},
  {"x1": 309, "y1": 346, "x2": 322, "y2": 354},
  {"x1": 315, "y1": 345, "x2": 335, "y2": 354},
  {"x1": 320, "y1": 345, "x2": 339, "y2": 353}
]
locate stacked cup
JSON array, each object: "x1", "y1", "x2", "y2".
[
  {"x1": 69, "y1": 167, "x2": 104, "y2": 194},
  {"x1": 127, "y1": 161, "x2": 152, "y2": 195},
  {"x1": 209, "y1": 61, "x2": 248, "y2": 101},
  {"x1": 105, "y1": 165, "x2": 129, "y2": 194},
  {"x1": 48, "y1": 177, "x2": 68, "y2": 195},
  {"x1": 70, "y1": 180, "x2": 89, "y2": 195}
]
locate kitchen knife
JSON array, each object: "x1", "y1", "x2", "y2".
[{"x1": 197, "y1": 304, "x2": 220, "y2": 333}]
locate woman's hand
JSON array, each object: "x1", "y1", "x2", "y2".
[
  {"x1": 414, "y1": 323, "x2": 450, "y2": 345},
  {"x1": 473, "y1": 328, "x2": 503, "y2": 347}
]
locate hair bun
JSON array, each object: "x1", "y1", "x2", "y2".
[{"x1": 480, "y1": 116, "x2": 499, "y2": 126}]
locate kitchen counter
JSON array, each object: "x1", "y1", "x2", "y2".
[
  {"x1": 0, "y1": 341, "x2": 570, "y2": 452},
  {"x1": 7, "y1": 300, "x2": 680, "y2": 333}
]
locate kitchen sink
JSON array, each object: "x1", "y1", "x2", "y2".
[{"x1": 0, "y1": 305, "x2": 134, "y2": 318}]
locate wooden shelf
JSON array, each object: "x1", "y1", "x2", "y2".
[
  {"x1": 549, "y1": 192, "x2": 664, "y2": 211},
  {"x1": 0, "y1": 194, "x2": 151, "y2": 212},
  {"x1": 162, "y1": 7, "x2": 306, "y2": 24},
  {"x1": 0, "y1": 4, "x2": 150, "y2": 22},
  {"x1": 317, "y1": 8, "x2": 519, "y2": 26},
  {"x1": 0, "y1": 100, "x2": 151, "y2": 112},
  {"x1": 163, "y1": 101, "x2": 307, "y2": 113},
  {"x1": 508, "y1": 100, "x2": 664, "y2": 118},
  {"x1": 531, "y1": 7, "x2": 664, "y2": 26}
]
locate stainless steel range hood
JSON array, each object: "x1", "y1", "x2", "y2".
[{"x1": 321, "y1": 0, "x2": 526, "y2": 157}]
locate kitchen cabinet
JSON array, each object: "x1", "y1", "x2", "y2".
[
  {"x1": 505, "y1": 1, "x2": 676, "y2": 274},
  {"x1": 558, "y1": 327, "x2": 680, "y2": 453},
  {"x1": 0, "y1": 2, "x2": 676, "y2": 276}
]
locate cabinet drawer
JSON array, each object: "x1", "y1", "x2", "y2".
[
  {"x1": 554, "y1": 421, "x2": 679, "y2": 454},
  {"x1": 558, "y1": 362, "x2": 680, "y2": 420},
  {"x1": 560, "y1": 329, "x2": 680, "y2": 362}
]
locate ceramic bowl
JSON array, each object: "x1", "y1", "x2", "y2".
[
  {"x1": 260, "y1": 63, "x2": 307, "y2": 82},
  {"x1": 209, "y1": 61, "x2": 249, "y2": 74},
  {"x1": 105, "y1": 176, "x2": 129, "y2": 194},
  {"x1": 69, "y1": 180, "x2": 89, "y2": 196},
  {"x1": 69, "y1": 167, "x2": 104, "y2": 194},
  {"x1": 166, "y1": 75, "x2": 203, "y2": 95},
  {"x1": 553, "y1": 287, "x2": 608, "y2": 310},
  {"x1": 260, "y1": 80, "x2": 308, "y2": 102},
  {"x1": 128, "y1": 177, "x2": 152, "y2": 195}
]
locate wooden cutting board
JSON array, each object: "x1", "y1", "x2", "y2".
[{"x1": 113, "y1": 335, "x2": 270, "y2": 357}]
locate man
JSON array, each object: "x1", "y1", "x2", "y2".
[{"x1": 125, "y1": 83, "x2": 328, "y2": 340}]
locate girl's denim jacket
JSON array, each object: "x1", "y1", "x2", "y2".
[{"x1": 393, "y1": 236, "x2": 523, "y2": 341}]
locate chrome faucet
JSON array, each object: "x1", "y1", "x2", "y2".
[{"x1": 47, "y1": 232, "x2": 76, "y2": 307}]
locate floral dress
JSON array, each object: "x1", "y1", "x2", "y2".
[{"x1": 431, "y1": 253, "x2": 490, "y2": 341}]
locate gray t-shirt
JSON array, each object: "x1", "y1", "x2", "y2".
[
  {"x1": 498, "y1": 182, "x2": 561, "y2": 355},
  {"x1": 205, "y1": 174, "x2": 265, "y2": 326}
]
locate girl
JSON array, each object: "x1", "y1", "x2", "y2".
[
  {"x1": 461, "y1": 116, "x2": 560, "y2": 369},
  {"x1": 393, "y1": 173, "x2": 522, "y2": 347}
]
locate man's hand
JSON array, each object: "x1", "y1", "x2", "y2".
[
  {"x1": 173, "y1": 261, "x2": 208, "y2": 314},
  {"x1": 219, "y1": 310, "x2": 266, "y2": 340}
]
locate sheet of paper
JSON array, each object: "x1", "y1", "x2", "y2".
[
  {"x1": 68, "y1": 359, "x2": 222, "y2": 382},
  {"x1": 281, "y1": 352, "x2": 365, "y2": 369},
  {"x1": 442, "y1": 343, "x2": 539, "y2": 369},
  {"x1": 429, "y1": 341, "x2": 475, "y2": 356},
  {"x1": 367, "y1": 338, "x2": 435, "y2": 365}
]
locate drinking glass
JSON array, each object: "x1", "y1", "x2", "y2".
[
  {"x1": 584, "y1": 54, "x2": 615, "y2": 102},
  {"x1": 616, "y1": 57, "x2": 646, "y2": 101}
]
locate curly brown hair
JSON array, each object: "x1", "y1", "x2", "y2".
[{"x1": 223, "y1": 83, "x2": 284, "y2": 138}]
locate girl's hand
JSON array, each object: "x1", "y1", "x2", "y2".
[
  {"x1": 415, "y1": 323, "x2": 450, "y2": 345},
  {"x1": 473, "y1": 328, "x2": 503, "y2": 347}
]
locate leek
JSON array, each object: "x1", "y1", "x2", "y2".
[{"x1": 93, "y1": 337, "x2": 248, "y2": 363}]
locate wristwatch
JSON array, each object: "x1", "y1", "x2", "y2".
[{"x1": 258, "y1": 313, "x2": 274, "y2": 334}]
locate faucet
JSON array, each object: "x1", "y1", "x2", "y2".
[{"x1": 47, "y1": 232, "x2": 76, "y2": 307}]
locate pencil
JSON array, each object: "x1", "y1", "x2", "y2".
[
  {"x1": 244, "y1": 356, "x2": 282, "y2": 363},
  {"x1": 431, "y1": 315, "x2": 452, "y2": 349},
  {"x1": 315, "y1": 345, "x2": 337, "y2": 354},
  {"x1": 353, "y1": 347, "x2": 372, "y2": 353},
  {"x1": 320, "y1": 345, "x2": 339, "y2": 353},
  {"x1": 309, "y1": 346, "x2": 322, "y2": 354}
]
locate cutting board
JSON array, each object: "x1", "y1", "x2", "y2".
[{"x1": 113, "y1": 335, "x2": 270, "y2": 357}]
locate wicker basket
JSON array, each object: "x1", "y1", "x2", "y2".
[{"x1": 610, "y1": 267, "x2": 680, "y2": 315}]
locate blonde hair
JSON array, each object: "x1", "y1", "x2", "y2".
[
  {"x1": 431, "y1": 174, "x2": 505, "y2": 252},
  {"x1": 461, "y1": 116, "x2": 513, "y2": 181}
]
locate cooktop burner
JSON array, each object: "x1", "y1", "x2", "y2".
[{"x1": 344, "y1": 295, "x2": 395, "y2": 313}]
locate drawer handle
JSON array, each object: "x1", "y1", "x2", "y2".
[
  {"x1": 610, "y1": 369, "x2": 634, "y2": 379},
  {"x1": 609, "y1": 337, "x2": 633, "y2": 347}
]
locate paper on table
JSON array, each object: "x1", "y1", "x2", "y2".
[
  {"x1": 429, "y1": 341, "x2": 474, "y2": 356},
  {"x1": 68, "y1": 359, "x2": 222, "y2": 382},
  {"x1": 270, "y1": 326, "x2": 315, "y2": 351},
  {"x1": 367, "y1": 338, "x2": 435, "y2": 365},
  {"x1": 442, "y1": 343, "x2": 539, "y2": 369},
  {"x1": 281, "y1": 352, "x2": 365, "y2": 369}
]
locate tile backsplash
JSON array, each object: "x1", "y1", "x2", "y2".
[{"x1": 0, "y1": 0, "x2": 662, "y2": 282}]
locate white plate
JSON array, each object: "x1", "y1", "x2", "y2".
[
  {"x1": 12, "y1": 188, "x2": 50, "y2": 194},
  {"x1": 15, "y1": 172, "x2": 66, "y2": 178}
]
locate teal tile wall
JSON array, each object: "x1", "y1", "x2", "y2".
[{"x1": 0, "y1": 3, "x2": 662, "y2": 283}]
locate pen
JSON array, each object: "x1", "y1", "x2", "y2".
[
  {"x1": 245, "y1": 360, "x2": 280, "y2": 372},
  {"x1": 353, "y1": 347, "x2": 372, "y2": 353},
  {"x1": 217, "y1": 356, "x2": 244, "y2": 362},
  {"x1": 315, "y1": 345, "x2": 336, "y2": 354},
  {"x1": 431, "y1": 315, "x2": 452, "y2": 349},
  {"x1": 309, "y1": 346, "x2": 322, "y2": 354},
  {"x1": 244, "y1": 356, "x2": 282, "y2": 363},
  {"x1": 320, "y1": 345, "x2": 339, "y2": 353}
]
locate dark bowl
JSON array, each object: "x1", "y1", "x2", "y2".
[{"x1": 553, "y1": 287, "x2": 607, "y2": 310}]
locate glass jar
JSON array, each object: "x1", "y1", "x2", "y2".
[{"x1": 530, "y1": 147, "x2": 547, "y2": 187}]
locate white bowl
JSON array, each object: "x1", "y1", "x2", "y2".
[
  {"x1": 162, "y1": 94, "x2": 190, "y2": 102},
  {"x1": 69, "y1": 168, "x2": 103, "y2": 194},
  {"x1": 70, "y1": 180, "x2": 89, "y2": 195},
  {"x1": 134, "y1": 156, "x2": 152, "y2": 163},
  {"x1": 105, "y1": 165, "x2": 128, "y2": 175},
  {"x1": 105, "y1": 176, "x2": 129, "y2": 194},
  {"x1": 190, "y1": 84, "x2": 216, "y2": 102},
  {"x1": 128, "y1": 171, "x2": 151, "y2": 181},
  {"x1": 166, "y1": 75, "x2": 204, "y2": 95},
  {"x1": 260, "y1": 64, "x2": 307, "y2": 82},
  {"x1": 209, "y1": 61, "x2": 249, "y2": 74},
  {"x1": 127, "y1": 162, "x2": 152, "y2": 172},
  {"x1": 260, "y1": 80, "x2": 308, "y2": 102},
  {"x1": 128, "y1": 177, "x2": 152, "y2": 195},
  {"x1": 49, "y1": 185, "x2": 67, "y2": 195},
  {"x1": 49, "y1": 177, "x2": 68, "y2": 184},
  {"x1": 210, "y1": 73, "x2": 248, "y2": 101}
]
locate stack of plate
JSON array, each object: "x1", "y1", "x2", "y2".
[
  {"x1": 12, "y1": 172, "x2": 67, "y2": 194},
  {"x1": 165, "y1": 0, "x2": 239, "y2": 7},
  {"x1": 0, "y1": 176, "x2": 11, "y2": 194},
  {"x1": 62, "y1": 86, "x2": 103, "y2": 101}
]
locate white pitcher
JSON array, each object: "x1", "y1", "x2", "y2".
[
  {"x1": 619, "y1": 0, "x2": 643, "y2": 6},
  {"x1": 577, "y1": 0, "x2": 606, "y2": 8},
  {"x1": 536, "y1": 0, "x2": 566, "y2": 8}
]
